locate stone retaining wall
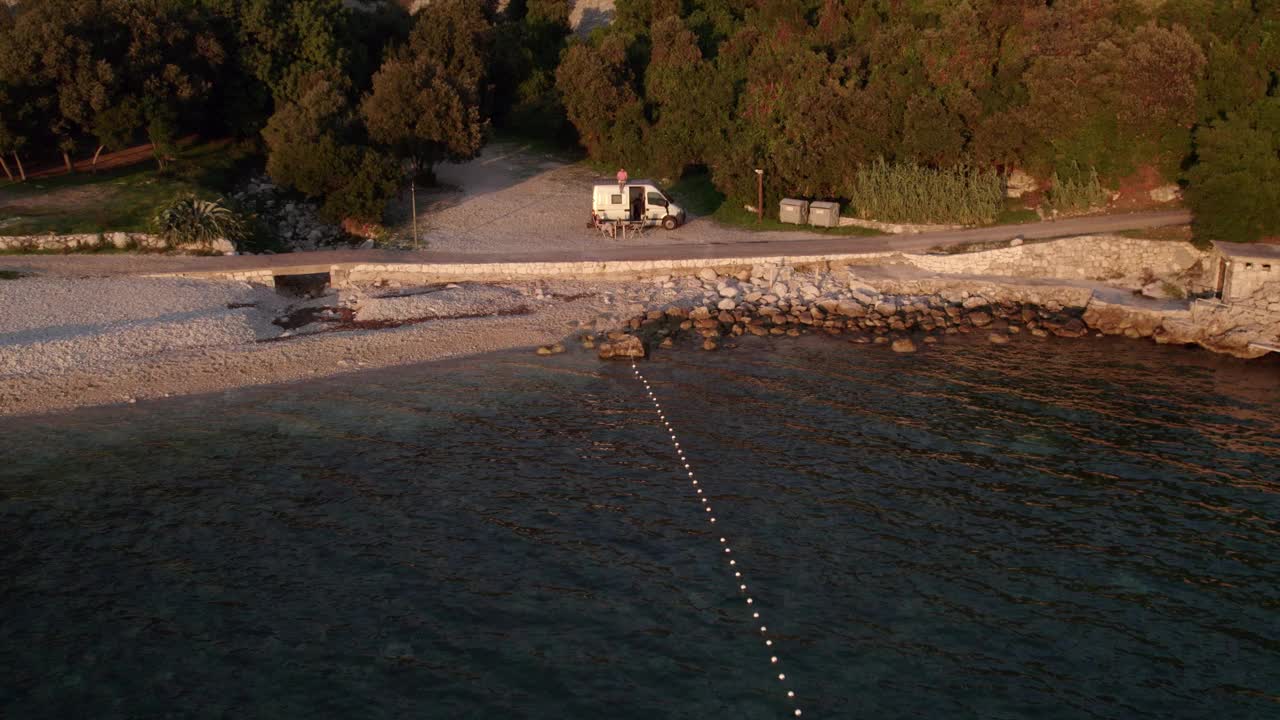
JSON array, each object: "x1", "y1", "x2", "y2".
[
  {"x1": 155, "y1": 236, "x2": 1206, "y2": 292},
  {"x1": 339, "y1": 236, "x2": 1203, "y2": 287},
  {"x1": 0, "y1": 231, "x2": 234, "y2": 255},
  {"x1": 907, "y1": 236, "x2": 1206, "y2": 283}
]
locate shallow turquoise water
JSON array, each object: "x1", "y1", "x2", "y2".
[{"x1": 2, "y1": 336, "x2": 1278, "y2": 718}]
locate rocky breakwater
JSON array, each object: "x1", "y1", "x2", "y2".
[
  {"x1": 593, "y1": 264, "x2": 1097, "y2": 359},
  {"x1": 1086, "y1": 283, "x2": 1280, "y2": 359}
]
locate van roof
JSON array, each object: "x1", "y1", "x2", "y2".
[{"x1": 594, "y1": 180, "x2": 661, "y2": 189}]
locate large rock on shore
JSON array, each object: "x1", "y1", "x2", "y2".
[
  {"x1": 969, "y1": 311, "x2": 992, "y2": 327},
  {"x1": 597, "y1": 335, "x2": 645, "y2": 361}
]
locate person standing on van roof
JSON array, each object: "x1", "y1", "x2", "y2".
[{"x1": 617, "y1": 168, "x2": 628, "y2": 191}]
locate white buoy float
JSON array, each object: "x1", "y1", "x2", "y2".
[{"x1": 631, "y1": 365, "x2": 803, "y2": 718}]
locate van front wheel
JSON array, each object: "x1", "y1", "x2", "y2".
[{"x1": 661, "y1": 215, "x2": 679, "y2": 230}]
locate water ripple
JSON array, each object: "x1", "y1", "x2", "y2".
[{"x1": 1, "y1": 336, "x2": 1277, "y2": 719}]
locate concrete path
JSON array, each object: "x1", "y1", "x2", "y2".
[
  {"x1": 2, "y1": 209, "x2": 1192, "y2": 279},
  {"x1": 278, "y1": 208, "x2": 1193, "y2": 267}
]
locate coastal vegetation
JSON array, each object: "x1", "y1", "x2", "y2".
[
  {"x1": 1, "y1": 0, "x2": 1277, "y2": 244},
  {"x1": 556, "y1": 0, "x2": 1279, "y2": 243},
  {"x1": 0, "y1": 139, "x2": 258, "y2": 236},
  {"x1": 667, "y1": 172, "x2": 881, "y2": 235},
  {"x1": 153, "y1": 195, "x2": 246, "y2": 250},
  {"x1": 0, "y1": 0, "x2": 535, "y2": 227},
  {"x1": 844, "y1": 161, "x2": 1004, "y2": 226},
  {"x1": 1046, "y1": 167, "x2": 1110, "y2": 215}
]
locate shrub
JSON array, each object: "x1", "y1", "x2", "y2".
[
  {"x1": 1047, "y1": 166, "x2": 1109, "y2": 213},
  {"x1": 1185, "y1": 98, "x2": 1280, "y2": 244},
  {"x1": 321, "y1": 151, "x2": 401, "y2": 224},
  {"x1": 845, "y1": 160, "x2": 1004, "y2": 225},
  {"x1": 153, "y1": 195, "x2": 245, "y2": 249}
]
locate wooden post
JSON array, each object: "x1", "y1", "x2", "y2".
[
  {"x1": 755, "y1": 168, "x2": 764, "y2": 224},
  {"x1": 411, "y1": 178, "x2": 418, "y2": 250},
  {"x1": 0, "y1": 153, "x2": 12, "y2": 181},
  {"x1": 14, "y1": 151, "x2": 26, "y2": 181}
]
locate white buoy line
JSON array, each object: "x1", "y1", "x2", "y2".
[{"x1": 631, "y1": 362, "x2": 803, "y2": 718}]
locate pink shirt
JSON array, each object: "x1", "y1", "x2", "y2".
[{"x1": 616, "y1": 169, "x2": 628, "y2": 184}]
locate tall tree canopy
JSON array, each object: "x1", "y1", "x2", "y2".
[
  {"x1": 0, "y1": 0, "x2": 225, "y2": 171},
  {"x1": 2, "y1": 0, "x2": 1277, "y2": 238},
  {"x1": 553, "y1": 0, "x2": 1275, "y2": 240},
  {"x1": 262, "y1": 71, "x2": 399, "y2": 222},
  {"x1": 361, "y1": 0, "x2": 491, "y2": 178}
]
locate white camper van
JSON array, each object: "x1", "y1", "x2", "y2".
[{"x1": 591, "y1": 181, "x2": 686, "y2": 230}]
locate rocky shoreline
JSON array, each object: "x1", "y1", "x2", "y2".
[
  {"x1": 3, "y1": 258, "x2": 1276, "y2": 417},
  {"x1": 586, "y1": 263, "x2": 1279, "y2": 361}
]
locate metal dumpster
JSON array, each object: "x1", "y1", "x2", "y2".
[
  {"x1": 808, "y1": 201, "x2": 841, "y2": 228},
  {"x1": 779, "y1": 198, "x2": 809, "y2": 225}
]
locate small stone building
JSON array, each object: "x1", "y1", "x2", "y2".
[{"x1": 1213, "y1": 242, "x2": 1280, "y2": 303}]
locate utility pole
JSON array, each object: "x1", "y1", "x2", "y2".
[
  {"x1": 411, "y1": 178, "x2": 418, "y2": 250},
  {"x1": 754, "y1": 168, "x2": 764, "y2": 224}
]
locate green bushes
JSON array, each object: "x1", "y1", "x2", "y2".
[
  {"x1": 552, "y1": 2, "x2": 1278, "y2": 233},
  {"x1": 1185, "y1": 98, "x2": 1280, "y2": 244},
  {"x1": 1047, "y1": 167, "x2": 1109, "y2": 214},
  {"x1": 153, "y1": 195, "x2": 246, "y2": 249},
  {"x1": 845, "y1": 160, "x2": 1004, "y2": 226}
]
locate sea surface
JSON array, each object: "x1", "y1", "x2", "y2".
[{"x1": 2, "y1": 336, "x2": 1278, "y2": 719}]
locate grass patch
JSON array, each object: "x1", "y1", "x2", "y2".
[
  {"x1": 668, "y1": 172, "x2": 883, "y2": 236},
  {"x1": 0, "y1": 139, "x2": 261, "y2": 237},
  {"x1": 1118, "y1": 224, "x2": 1210, "y2": 251},
  {"x1": 991, "y1": 199, "x2": 1041, "y2": 226}
]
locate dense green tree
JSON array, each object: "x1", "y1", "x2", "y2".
[
  {"x1": 0, "y1": 48, "x2": 33, "y2": 180},
  {"x1": 1186, "y1": 99, "x2": 1280, "y2": 243},
  {"x1": 361, "y1": 0, "x2": 490, "y2": 179},
  {"x1": 0, "y1": 0, "x2": 223, "y2": 172},
  {"x1": 555, "y1": 0, "x2": 1255, "y2": 229},
  {"x1": 643, "y1": 14, "x2": 729, "y2": 178},
  {"x1": 0, "y1": 91, "x2": 26, "y2": 180},
  {"x1": 263, "y1": 71, "x2": 397, "y2": 222},
  {"x1": 556, "y1": 36, "x2": 648, "y2": 168},
  {"x1": 197, "y1": 0, "x2": 359, "y2": 135},
  {"x1": 491, "y1": 0, "x2": 572, "y2": 138},
  {"x1": 1, "y1": 0, "x2": 1276, "y2": 237},
  {"x1": 0, "y1": 0, "x2": 116, "y2": 171}
]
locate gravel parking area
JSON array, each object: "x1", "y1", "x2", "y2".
[{"x1": 392, "y1": 141, "x2": 776, "y2": 255}]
